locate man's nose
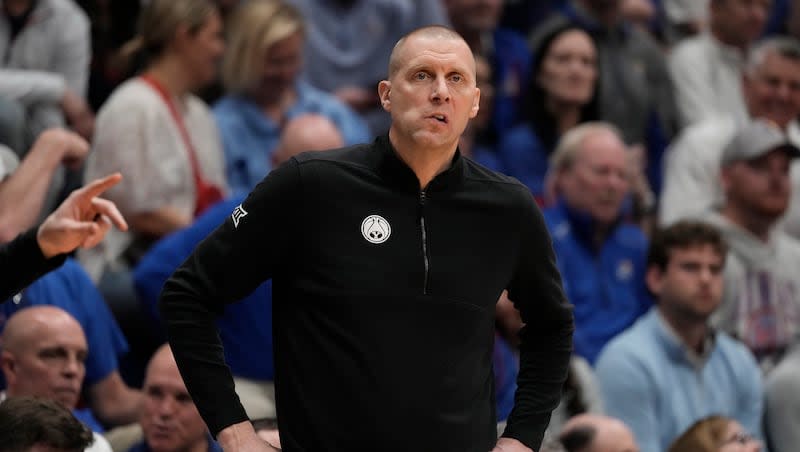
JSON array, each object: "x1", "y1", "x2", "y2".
[
  {"x1": 430, "y1": 77, "x2": 450, "y2": 102},
  {"x1": 62, "y1": 356, "x2": 81, "y2": 378}
]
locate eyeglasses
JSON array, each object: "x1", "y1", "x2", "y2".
[{"x1": 723, "y1": 431, "x2": 755, "y2": 445}]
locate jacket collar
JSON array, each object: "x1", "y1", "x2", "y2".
[{"x1": 374, "y1": 134, "x2": 466, "y2": 194}]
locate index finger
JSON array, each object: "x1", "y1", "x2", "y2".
[{"x1": 75, "y1": 172, "x2": 123, "y2": 200}]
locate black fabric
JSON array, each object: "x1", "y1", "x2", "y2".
[
  {"x1": 0, "y1": 228, "x2": 66, "y2": 301},
  {"x1": 160, "y1": 135, "x2": 574, "y2": 451}
]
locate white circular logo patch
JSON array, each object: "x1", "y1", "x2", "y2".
[{"x1": 361, "y1": 215, "x2": 391, "y2": 244}]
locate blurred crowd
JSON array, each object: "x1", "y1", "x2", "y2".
[{"x1": 1, "y1": 0, "x2": 799, "y2": 451}]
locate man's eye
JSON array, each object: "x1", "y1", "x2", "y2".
[
  {"x1": 415, "y1": 73, "x2": 427, "y2": 80},
  {"x1": 450, "y1": 74, "x2": 462, "y2": 82}
]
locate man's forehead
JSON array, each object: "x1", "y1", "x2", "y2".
[{"x1": 398, "y1": 37, "x2": 474, "y2": 66}]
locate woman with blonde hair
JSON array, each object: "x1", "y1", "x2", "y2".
[
  {"x1": 669, "y1": 416, "x2": 761, "y2": 452},
  {"x1": 81, "y1": 0, "x2": 228, "y2": 281},
  {"x1": 213, "y1": 0, "x2": 369, "y2": 195}
]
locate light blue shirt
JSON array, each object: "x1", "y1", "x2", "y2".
[
  {"x1": 213, "y1": 81, "x2": 370, "y2": 195},
  {"x1": 595, "y1": 308, "x2": 764, "y2": 452}
]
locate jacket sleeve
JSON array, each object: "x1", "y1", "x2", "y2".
[
  {"x1": 0, "y1": 69, "x2": 66, "y2": 107},
  {"x1": 501, "y1": 195, "x2": 574, "y2": 449},
  {"x1": 0, "y1": 228, "x2": 67, "y2": 301},
  {"x1": 159, "y1": 159, "x2": 301, "y2": 436}
]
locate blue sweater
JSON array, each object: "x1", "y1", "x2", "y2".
[
  {"x1": 543, "y1": 202, "x2": 650, "y2": 363},
  {"x1": 596, "y1": 308, "x2": 764, "y2": 452}
]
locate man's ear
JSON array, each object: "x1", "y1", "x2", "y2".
[
  {"x1": 469, "y1": 86, "x2": 480, "y2": 118},
  {"x1": 378, "y1": 80, "x2": 391, "y2": 112},
  {"x1": 1, "y1": 351, "x2": 17, "y2": 385},
  {"x1": 645, "y1": 266, "x2": 663, "y2": 297}
]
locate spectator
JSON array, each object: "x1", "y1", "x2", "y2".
[
  {"x1": 544, "y1": 122, "x2": 650, "y2": 364},
  {"x1": 444, "y1": 0, "x2": 531, "y2": 138},
  {"x1": 498, "y1": 24, "x2": 598, "y2": 200},
  {"x1": 659, "y1": 37, "x2": 800, "y2": 237},
  {"x1": 213, "y1": 0, "x2": 369, "y2": 196},
  {"x1": 81, "y1": 0, "x2": 228, "y2": 282},
  {"x1": 595, "y1": 220, "x2": 764, "y2": 451},
  {"x1": 531, "y1": 0, "x2": 678, "y2": 193},
  {"x1": 700, "y1": 119, "x2": 800, "y2": 371},
  {"x1": 668, "y1": 415, "x2": 762, "y2": 452},
  {"x1": 764, "y1": 346, "x2": 800, "y2": 452},
  {"x1": 128, "y1": 345, "x2": 228, "y2": 452},
  {"x1": 0, "y1": 0, "x2": 95, "y2": 142},
  {"x1": 0, "y1": 306, "x2": 112, "y2": 451},
  {"x1": 284, "y1": 0, "x2": 449, "y2": 135},
  {"x1": 669, "y1": 0, "x2": 770, "y2": 128},
  {"x1": 0, "y1": 397, "x2": 96, "y2": 452},
  {"x1": 558, "y1": 413, "x2": 640, "y2": 452},
  {"x1": 662, "y1": 0, "x2": 710, "y2": 40}
]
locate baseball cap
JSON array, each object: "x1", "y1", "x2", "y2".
[{"x1": 720, "y1": 118, "x2": 800, "y2": 166}]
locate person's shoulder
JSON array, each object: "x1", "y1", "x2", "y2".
[
  {"x1": 670, "y1": 33, "x2": 709, "y2": 61},
  {"x1": 40, "y1": 0, "x2": 90, "y2": 28},
  {"x1": 671, "y1": 115, "x2": 737, "y2": 152},
  {"x1": 98, "y1": 79, "x2": 160, "y2": 114},
  {"x1": 597, "y1": 313, "x2": 659, "y2": 365},
  {"x1": 463, "y1": 158, "x2": 533, "y2": 200}
]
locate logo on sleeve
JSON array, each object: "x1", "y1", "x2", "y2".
[
  {"x1": 361, "y1": 215, "x2": 391, "y2": 244},
  {"x1": 231, "y1": 204, "x2": 248, "y2": 228}
]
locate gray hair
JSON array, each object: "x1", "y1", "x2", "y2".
[
  {"x1": 745, "y1": 36, "x2": 800, "y2": 76},
  {"x1": 549, "y1": 121, "x2": 625, "y2": 172}
]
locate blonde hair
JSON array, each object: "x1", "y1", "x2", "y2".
[
  {"x1": 668, "y1": 415, "x2": 730, "y2": 452},
  {"x1": 221, "y1": 0, "x2": 305, "y2": 94},
  {"x1": 117, "y1": 0, "x2": 217, "y2": 72}
]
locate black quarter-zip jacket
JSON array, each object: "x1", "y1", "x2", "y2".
[{"x1": 160, "y1": 135, "x2": 574, "y2": 452}]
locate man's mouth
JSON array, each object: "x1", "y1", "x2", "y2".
[{"x1": 429, "y1": 114, "x2": 448, "y2": 124}]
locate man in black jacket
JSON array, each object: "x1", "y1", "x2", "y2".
[{"x1": 160, "y1": 25, "x2": 574, "y2": 452}]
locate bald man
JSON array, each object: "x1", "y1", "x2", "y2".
[
  {"x1": 271, "y1": 113, "x2": 345, "y2": 167},
  {"x1": 129, "y1": 345, "x2": 228, "y2": 452},
  {"x1": 559, "y1": 414, "x2": 639, "y2": 452},
  {"x1": 162, "y1": 25, "x2": 572, "y2": 452},
  {"x1": 0, "y1": 306, "x2": 112, "y2": 452}
]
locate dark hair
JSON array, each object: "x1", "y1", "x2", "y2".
[
  {"x1": 647, "y1": 220, "x2": 728, "y2": 271},
  {"x1": 559, "y1": 424, "x2": 596, "y2": 452},
  {"x1": 0, "y1": 397, "x2": 94, "y2": 452},
  {"x1": 524, "y1": 24, "x2": 600, "y2": 151}
]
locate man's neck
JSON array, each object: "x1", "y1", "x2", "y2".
[
  {"x1": 720, "y1": 204, "x2": 773, "y2": 242},
  {"x1": 658, "y1": 306, "x2": 710, "y2": 353},
  {"x1": 145, "y1": 57, "x2": 193, "y2": 98},
  {"x1": 710, "y1": 26, "x2": 748, "y2": 53},
  {"x1": 388, "y1": 128, "x2": 457, "y2": 189}
]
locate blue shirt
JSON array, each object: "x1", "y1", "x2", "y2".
[
  {"x1": 1, "y1": 259, "x2": 129, "y2": 386},
  {"x1": 134, "y1": 198, "x2": 275, "y2": 380},
  {"x1": 213, "y1": 81, "x2": 371, "y2": 195},
  {"x1": 595, "y1": 308, "x2": 764, "y2": 452},
  {"x1": 496, "y1": 124, "x2": 550, "y2": 198},
  {"x1": 543, "y1": 201, "x2": 650, "y2": 363}
]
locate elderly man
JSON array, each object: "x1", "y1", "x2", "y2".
[
  {"x1": 544, "y1": 121, "x2": 650, "y2": 364},
  {"x1": 127, "y1": 345, "x2": 230, "y2": 452},
  {"x1": 0, "y1": 306, "x2": 112, "y2": 452}
]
